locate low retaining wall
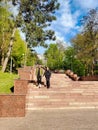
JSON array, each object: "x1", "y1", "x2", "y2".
[
  {"x1": 0, "y1": 78, "x2": 29, "y2": 117},
  {"x1": 18, "y1": 67, "x2": 34, "y2": 80},
  {"x1": 14, "y1": 79, "x2": 29, "y2": 94},
  {"x1": 0, "y1": 66, "x2": 35, "y2": 117},
  {"x1": 80, "y1": 75, "x2": 98, "y2": 81},
  {"x1": 0, "y1": 94, "x2": 26, "y2": 117}
]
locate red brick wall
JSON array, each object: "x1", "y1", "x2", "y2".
[
  {"x1": 0, "y1": 66, "x2": 35, "y2": 117},
  {"x1": 80, "y1": 75, "x2": 98, "y2": 81},
  {"x1": 18, "y1": 70, "x2": 31, "y2": 80},
  {"x1": 14, "y1": 79, "x2": 29, "y2": 94},
  {"x1": 18, "y1": 68, "x2": 34, "y2": 80},
  {"x1": 0, "y1": 94, "x2": 26, "y2": 117}
]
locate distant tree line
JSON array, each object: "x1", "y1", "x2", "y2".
[{"x1": 44, "y1": 9, "x2": 98, "y2": 76}]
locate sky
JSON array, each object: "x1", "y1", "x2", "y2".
[{"x1": 35, "y1": 0, "x2": 98, "y2": 55}]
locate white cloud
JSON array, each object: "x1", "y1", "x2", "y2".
[
  {"x1": 75, "y1": 0, "x2": 98, "y2": 10},
  {"x1": 36, "y1": 0, "x2": 98, "y2": 54},
  {"x1": 55, "y1": 31, "x2": 65, "y2": 41},
  {"x1": 50, "y1": 0, "x2": 80, "y2": 45},
  {"x1": 53, "y1": 0, "x2": 98, "y2": 39},
  {"x1": 54, "y1": 31, "x2": 70, "y2": 48},
  {"x1": 56, "y1": 0, "x2": 78, "y2": 29}
]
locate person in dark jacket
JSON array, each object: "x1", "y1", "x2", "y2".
[{"x1": 44, "y1": 67, "x2": 51, "y2": 88}]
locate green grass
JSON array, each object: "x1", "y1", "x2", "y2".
[{"x1": 0, "y1": 72, "x2": 19, "y2": 94}]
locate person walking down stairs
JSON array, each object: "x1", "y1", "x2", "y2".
[
  {"x1": 36, "y1": 65, "x2": 44, "y2": 88},
  {"x1": 44, "y1": 67, "x2": 51, "y2": 89}
]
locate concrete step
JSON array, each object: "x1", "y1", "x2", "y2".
[
  {"x1": 28, "y1": 81, "x2": 98, "y2": 89},
  {"x1": 26, "y1": 79, "x2": 98, "y2": 110},
  {"x1": 26, "y1": 96, "x2": 98, "y2": 103},
  {"x1": 26, "y1": 91, "x2": 98, "y2": 110},
  {"x1": 26, "y1": 101, "x2": 98, "y2": 110},
  {"x1": 27, "y1": 88, "x2": 98, "y2": 96}
]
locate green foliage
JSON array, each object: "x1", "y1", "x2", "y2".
[
  {"x1": 44, "y1": 43, "x2": 64, "y2": 70},
  {"x1": 11, "y1": 30, "x2": 27, "y2": 68},
  {"x1": 0, "y1": 1, "x2": 60, "y2": 72},
  {"x1": 0, "y1": 5, "x2": 14, "y2": 66},
  {"x1": 71, "y1": 9, "x2": 98, "y2": 75},
  {"x1": 26, "y1": 50, "x2": 39, "y2": 66},
  {"x1": 13, "y1": 0, "x2": 60, "y2": 48},
  {"x1": 72, "y1": 59, "x2": 85, "y2": 76},
  {"x1": 63, "y1": 47, "x2": 85, "y2": 76},
  {"x1": 0, "y1": 71, "x2": 18, "y2": 94},
  {"x1": 11, "y1": 30, "x2": 39, "y2": 71}
]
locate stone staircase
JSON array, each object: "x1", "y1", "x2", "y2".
[{"x1": 26, "y1": 73, "x2": 98, "y2": 110}]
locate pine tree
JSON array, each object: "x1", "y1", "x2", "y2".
[{"x1": 13, "y1": 0, "x2": 60, "y2": 48}]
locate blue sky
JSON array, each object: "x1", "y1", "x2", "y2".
[{"x1": 35, "y1": 0, "x2": 98, "y2": 54}]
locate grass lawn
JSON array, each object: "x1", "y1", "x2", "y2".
[{"x1": 0, "y1": 72, "x2": 19, "y2": 94}]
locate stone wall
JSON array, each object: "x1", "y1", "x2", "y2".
[
  {"x1": 0, "y1": 66, "x2": 35, "y2": 117},
  {"x1": 18, "y1": 67, "x2": 34, "y2": 80},
  {"x1": 14, "y1": 79, "x2": 29, "y2": 94},
  {"x1": 80, "y1": 75, "x2": 98, "y2": 81},
  {"x1": 0, "y1": 94, "x2": 26, "y2": 117}
]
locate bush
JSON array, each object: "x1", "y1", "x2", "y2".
[{"x1": 0, "y1": 72, "x2": 18, "y2": 94}]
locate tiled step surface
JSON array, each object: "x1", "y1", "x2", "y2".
[{"x1": 26, "y1": 73, "x2": 98, "y2": 110}]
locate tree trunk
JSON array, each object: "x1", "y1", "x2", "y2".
[
  {"x1": 1, "y1": 53, "x2": 4, "y2": 66},
  {"x1": 91, "y1": 62, "x2": 94, "y2": 76},
  {"x1": 1, "y1": 27, "x2": 5, "y2": 66},
  {"x1": 1, "y1": 28, "x2": 16, "y2": 72}
]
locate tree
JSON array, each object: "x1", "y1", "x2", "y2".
[
  {"x1": 8, "y1": 30, "x2": 39, "y2": 71},
  {"x1": 71, "y1": 33, "x2": 90, "y2": 74},
  {"x1": 56, "y1": 39, "x2": 66, "y2": 51},
  {"x1": 0, "y1": 5, "x2": 13, "y2": 65},
  {"x1": 71, "y1": 9, "x2": 98, "y2": 75},
  {"x1": 1, "y1": 28, "x2": 16, "y2": 72},
  {"x1": 63, "y1": 47, "x2": 85, "y2": 76},
  {"x1": 13, "y1": 0, "x2": 60, "y2": 48},
  {"x1": 81, "y1": 9, "x2": 98, "y2": 75},
  {"x1": 1, "y1": 0, "x2": 60, "y2": 72},
  {"x1": 44, "y1": 43, "x2": 64, "y2": 70},
  {"x1": 0, "y1": 3, "x2": 16, "y2": 72},
  {"x1": 11, "y1": 30, "x2": 27, "y2": 70}
]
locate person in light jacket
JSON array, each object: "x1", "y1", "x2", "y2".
[{"x1": 36, "y1": 65, "x2": 44, "y2": 88}]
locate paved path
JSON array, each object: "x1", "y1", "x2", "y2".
[{"x1": 0, "y1": 109, "x2": 98, "y2": 130}]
